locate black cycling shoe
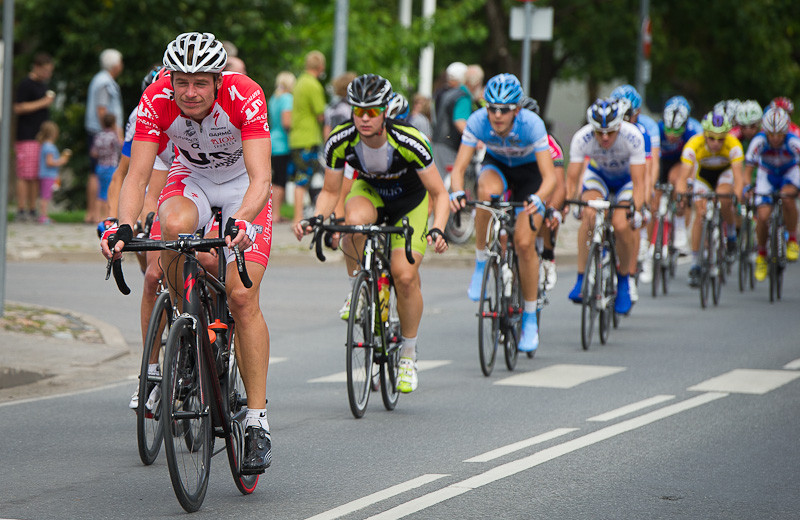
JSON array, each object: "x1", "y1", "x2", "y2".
[
  {"x1": 688, "y1": 265, "x2": 701, "y2": 288},
  {"x1": 241, "y1": 426, "x2": 271, "y2": 475}
]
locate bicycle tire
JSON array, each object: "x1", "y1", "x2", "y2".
[
  {"x1": 136, "y1": 291, "x2": 172, "y2": 466},
  {"x1": 478, "y1": 256, "x2": 500, "y2": 376},
  {"x1": 769, "y1": 218, "x2": 778, "y2": 303},
  {"x1": 652, "y1": 218, "x2": 663, "y2": 298},
  {"x1": 504, "y1": 255, "x2": 521, "y2": 371},
  {"x1": 346, "y1": 271, "x2": 374, "y2": 418},
  {"x1": 698, "y1": 223, "x2": 709, "y2": 309},
  {"x1": 224, "y1": 329, "x2": 259, "y2": 495},
  {"x1": 581, "y1": 244, "x2": 600, "y2": 350},
  {"x1": 444, "y1": 208, "x2": 475, "y2": 245},
  {"x1": 777, "y1": 223, "x2": 786, "y2": 301},
  {"x1": 599, "y1": 245, "x2": 613, "y2": 345},
  {"x1": 162, "y1": 316, "x2": 212, "y2": 513},
  {"x1": 711, "y1": 223, "x2": 722, "y2": 306},
  {"x1": 380, "y1": 283, "x2": 401, "y2": 411}
]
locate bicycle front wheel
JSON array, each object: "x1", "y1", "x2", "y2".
[
  {"x1": 504, "y1": 255, "x2": 522, "y2": 371},
  {"x1": 225, "y1": 331, "x2": 259, "y2": 495},
  {"x1": 698, "y1": 224, "x2": 710, "y2": 309},
  {"x1": 581, "y1": 244, "x2": 600, "y2": 350},
  {"x1": 162, "y1": 316, "x2": 212, "y2": 513},
  {"x1": 478, "y1": 256, "x2": 501, "y2": 376},
  {"x1": 652, "y1": 219, "x2": 663, "y2": 298},
  {"x1": 598, "y1": 245, "x2": 614, "y2": 345},
  {"x1": 346, "y1": 271, "x2": 374, "y2": 418},
  {"x1": 137, "y1": 291, "x2": 171, "y2": 466},
  {"x1": 380, "y1": 283, "x2": 401, "y2": 411}
]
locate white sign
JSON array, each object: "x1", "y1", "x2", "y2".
[{"x1": 510, "y1": 6, "x2": 554, "y2": 41}]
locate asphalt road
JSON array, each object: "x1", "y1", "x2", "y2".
[{"x1": 2, "y1": 256, "x2": 799, "y2": 519}]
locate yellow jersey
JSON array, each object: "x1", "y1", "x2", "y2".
[{"x1": 680, "y1": 133, "x2": 744, "y2": 172}]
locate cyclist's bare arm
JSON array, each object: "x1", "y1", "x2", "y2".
[
  {"x1": 448, "y1": 144, "x2": 477, "y2": 209},
  {"x1": 731, "y1": 161, "x2": 745, "y2": 201},
  {"x1": 675, "y1": 161, "x2": 694, "y2": 202},
  {"x1": 293, "y1": 168, "x2": 343, "y2": 240},
  {"x1": 419, "y1": 163, "x2": 450, "y2": 253},
  {"x1": 103, "y1": 140, "x2": 159, "y2": 258},
  {"x1": 630, "y1": 162, "x2": 647, "y2": 212},
  {"x1": 106, "y1": 154, "x2": 130, "y2": 219},
  {"x1": 565, "y1": 161, "x2": 584, "y2": 202},
  {"x1": 232, "y1": 137, "x2": 273, "y2": 249}
]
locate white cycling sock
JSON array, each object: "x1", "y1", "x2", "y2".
[
  {"x1": 245, "y1": 409, "x2": 270, "y2": 432},
  {"x1": 148, "y1": 363, "x2": 159, "y2": 376},
  {"x1": 524, "y1": 301, "x2": 538, "y2": 314},
  {"x1": 400, "y1": 336, "x2": 417, "y2": 360},
  {"x1": 475, "y1": 249, "x2": 489, "y2": 263}
]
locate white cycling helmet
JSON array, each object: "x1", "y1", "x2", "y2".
[
  {"x1": 587, "y1": 98, "x2": 625, "y2": 132},
  {"x1": 735, "y1": 100, "x2": 763, "y2": 127},
  {"x1": 761, "y1": 106, "x2": 790, "y2": 134},
  {"x1": 663, "y1": 102, "x2": 690, "y2": 131},
  {"x1": 163, "y1": 32, "x2": 227, "y2": 74}
]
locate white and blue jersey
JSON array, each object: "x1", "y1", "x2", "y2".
[
  {"x1": 570, "y1": 121, "x2": 646, "y2": 199},
  {"x1": 637, "y1": 113, "x2": 660, "y2": 150},
  {"x1": 461, "y1": 108, "x2": 550, "y2": 167},
  {"x1": 746, "y1": 132, "x2": 800, "y2": 202}
]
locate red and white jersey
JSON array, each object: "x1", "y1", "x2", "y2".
[{"x1": 134, "y1": 72, "x2": 270, "y2": 184}]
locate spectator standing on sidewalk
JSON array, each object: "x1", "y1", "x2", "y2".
[
  {"x1": 268, "y1": 71, "x2": 296, "y2": 221},
  {"x1": 90, "y1": 113, "x2": 122, "y2": 221},
  {"x1": 289, "y1": 50, "x2": 327, "y2": 224},
  {"x1": 432, "y1": 62, "x2": 471, "y2": 179},
  {"x1": 85, "y1": 48, "x2": 123, "y2": 224},
  {"x1": 13, "y1": 52, "x2": 55, "y2": 222}
]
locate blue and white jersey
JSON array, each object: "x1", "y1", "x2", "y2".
[
  {"x1": 658, "y1": 117, "x2": 702, "y2": 161},
  {"x1": 637, "y1": 113, "x2": 660, "y2": 149},
  {"x1": 569, "y1": 121, "x2": 646, "y2": 180},
  {"x1": 745, "y1": 132, "x2": 800, "y2": 176},
  {"x1": 635, "y1": 121, "x2": 652, "y2": 157},
  {"x1": 461, "y1": 108, "x2": 550, "y2": 167}
]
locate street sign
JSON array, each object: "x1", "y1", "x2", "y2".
[{"x1": 509, "y1": 6, "x2": 553, "y2": 41}]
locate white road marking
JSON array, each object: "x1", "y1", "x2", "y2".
[
  {"x1": 308, "y1": 360, "x2": 451, "y2": 384},
  {"x1": 587, "y1": 394, "x2": 675, "y2": 422},
  {"x1": 494, "y1": 364, "x2": 626, "y2": 389},
  {"x1": 364, "y1": 392, "x2": 728, "y2": 520},
  {"x1": 688, "y1": 369, "x2": 800, "y2": 395},
  {"x1": 463, "y1": 428, "x2": 579, "y2": 463},
  {"x1": 270, "y1": 356, "x2": 288, "y2": 364},
  {"x1": 783, "y1": 358, "x2": 800, "y2": 370},
  {"x1": 303, "y1": 474, "x2": 449, "y2": 520}
]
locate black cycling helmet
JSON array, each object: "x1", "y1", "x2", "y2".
[
  {"x1": 519, "y1": 96, "x2": 540, "y2": 115},
  {"x1": 347, "y1": 74, "x2": 393, "y2": 108}
]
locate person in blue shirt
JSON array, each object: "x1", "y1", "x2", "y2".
[{"x1": 449, "y1": 73, "x2": 557, "y2": 353}]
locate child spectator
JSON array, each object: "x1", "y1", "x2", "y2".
[
  {"x1": 90, "y1": 113, "x2": 121, "y2": 221},
  {"x1": 36, "y1": 121, "x2": 71, "y2": 224}
]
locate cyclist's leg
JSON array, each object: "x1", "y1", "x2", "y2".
[
  {"x1": 610, "y1": 183, "x2": 635, "y2": 314},
  {"x1": 469, "y1": 165, "x2": 506, "y2": 300},
  {"x1": 570, "y1": 168, "x2": 607, "y2": 302},
  {"x1": 781, "y1": 167, "x2": 800, "y2": 260},
  {"x1": 690, "y1": 172, "x2": 714, "y2": 283},
  {"x1": 715, "y1": 169, "x2": 737, "y2": 251}
]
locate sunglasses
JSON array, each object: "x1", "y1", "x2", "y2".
[
  {"x1": 352, "y1": 106, "x2": 386, "y2": 118},
  {"x1": 664, "y1": 127, "x2": 684, "y2": 137},
  {"x1": 487, "y1": 104, "x2": 517, "y2": 114}
]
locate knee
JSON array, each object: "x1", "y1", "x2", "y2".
[
  {"x1": 143, "y1": 264, "x2": 162, "y2": 295},
  {"x1": 159, "y1": 211, "x2": 197, "y2": 239},
  {"x1": 227, "y1": 286, "x2": 257, "y2": 317},
  {"x1": 392, "y1": 269, "x2": 419, "y2": 296}
]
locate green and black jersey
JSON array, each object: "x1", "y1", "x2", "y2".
[{"x1": 323, "y1": 119, "x2": 434, "y2": 215}]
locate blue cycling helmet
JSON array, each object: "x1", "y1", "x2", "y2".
[
  {"x1": 484, "y1": 73, "x2": 523, "y2": 105},
  {"x1": 610, "y1": 84, "x2": 642, "y2": 110},
  {"x1": 587, "y1": 98, "x2": 625, "y2": 132}
]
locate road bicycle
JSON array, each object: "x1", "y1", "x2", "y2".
[
  {"x1": 107, "y1": 214, "x2": 258, "y2": 512},
  {"x1": 303, "y1": 215, "x2": 415, "y2": 418},
  {"x1": 695, "y1": 192, "x2": 736, "y2": 309},
  {"x1": 566, "y1": 199, "x2": 630, "y2": 350},
  {"x1": 738, "y1": 191, "x2": 757, "y2": 292},
  {"x1": 762, "y1": 191, "x2": 789, "y2": 302},
  {"x1": 649, "y1": 183, "x2": 681, "y2": 297},
  {"x1": 459, "y1": 197, "x2": 537, "y2": 375}
]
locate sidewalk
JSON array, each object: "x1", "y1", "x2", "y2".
[{"x1": 1, "y1": 217, "x2": 579, "y2": 402}]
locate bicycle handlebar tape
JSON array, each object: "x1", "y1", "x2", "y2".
[
  {"x1": 402, "y1": 217, "x2": 415, "y2": 265},
  {"x1": 107, "y1": 224, "x2": 134, "y2": 295},
  {"x1": 224, "y1": 218, "x2": 253, "y2": 288}
]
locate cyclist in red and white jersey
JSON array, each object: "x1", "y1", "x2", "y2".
[{"x1": 101, "y1": 32, "x2": 273, "y2": 475}]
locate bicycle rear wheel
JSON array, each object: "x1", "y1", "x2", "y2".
[
  {"x1": 652, "y1": 219, "x2": 663, "y2": 298},
  {"x1": 504, "y1": 255, "x2": 521, "y2": 371},
  {"x1": 478, "y1": 256, "x2": 501, "y2": 376},
  {"x1": 225, "y1": 330, "x2": 259, "y2": 495},
  {"x1": 598, "y1": 245, "x2": 614, "y2": 345},
  {"x1": 380, "y1": 283, "x2": 401, "y2": 411},
  {"x1": 698, "y1": 224, "x2": 710, "y2": 309},
  {"x1": 162, "y1": 316, "x2": 212, "y2": 513},
  {"x1": 581, "y1": 244, "x2": 600, "y2": 350},
  {"x1": 346, "y1": 271, "x2": 374, "y2": 418},
  {"x1": 137, "y1": 291, "x2": 171, "y2": 466}
]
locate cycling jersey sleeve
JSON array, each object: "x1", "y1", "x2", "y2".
[
  {"x1": 745, "y1": 134, "x2": 766, "y2": 166},
  {"x1": 569, "y1": 126, "x2": 594, "y2": 163},
  {"x1": 223, "y1": 74, "x2": 271, "y2": 141}
]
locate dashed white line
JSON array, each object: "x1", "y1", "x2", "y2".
[
  {"x1": 364, "y1": 392, "x2": 728, "y2": 520},
  {"x1": 783, "y1": 358, "x2": 800, "y2": 370},
  {"x1": 463, "y1": 428, "x2": 579, "y2": 463},
  {"x1": 587, "y1": 394, "x2": 675, "y2": 422},
  {"x1": 303, "y1": 474, "x2": 449, "y2": 520}
]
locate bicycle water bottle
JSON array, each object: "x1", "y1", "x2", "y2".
[
  {"x1": 378, "y1": 271, "x2": 390, "y2": 322},
  {"x1": 502, "y1": 263, "x2": 513, "y2": 297},
  {"x1": 208, "y1": 319, "x2": 228, "y2": 377}
]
